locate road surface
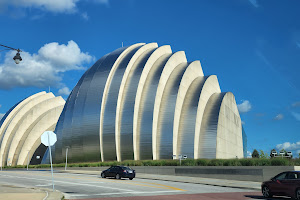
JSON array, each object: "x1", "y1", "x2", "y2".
[{"x1": 0, "y1": 170, "x2": 262, "y2": 199}]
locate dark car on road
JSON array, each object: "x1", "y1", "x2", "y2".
[
  {"x1": 101, "y1": 166, "x2": 135, "y2": 180},
  {"x1": 261, "y1": 171, "x2": 300, "y2": 199}
]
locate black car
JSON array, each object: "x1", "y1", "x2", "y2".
[
  {"x1": 261, "y1": 171, "x2": 300, "y2": 199},
  {"x1": 101, "y1": 166, "x2": 135, "y2": 180}
]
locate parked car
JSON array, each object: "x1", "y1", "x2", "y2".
[
  {"x1": 101, "y1": 166, "x2": 135, "y2": 180},
  {"x1": 261, "y1": 171, "x2": 300, "y2": 199}
]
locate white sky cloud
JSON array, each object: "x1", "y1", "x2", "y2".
[
  {"x1": 81, "y1": 12, "x2": 89, "y2": 20},
  {"x1": 291, "y1": 111, "x2": 300, "y2": 121},
  {"x1": 273, "y1": 114, "x2": 284, "y2": 121},
  {"x1": 92, "y1": 0, "x2": 109, "y2": 4},
  {"x1": 292, "y1": 101, "x2": 300, "y2": 107},
  {"x1": 276, "y1": 141, "x2": 300, "y2": 157},
  {"x1": 0, "y1": 0, "x2": 108, "y2": 14},
  {"x1": 58, "y1": 87, "x2": 71, "y2": 96},
  {"x1": 0, "y1": 40, "x2": 93, "y2": 89},
  {"x1": 237, "y1": 100, "x2": 252, "y2": 113},
  {"x1": 248, "y1": 0, "x2": 259, "y2": 8},
  {"x1": 0, "y1": 113, "x2": 4, "y2": 120},
  {"x1": 247, "y1": 151, "x2": 252, "y2": 158},
  {"x1": 0, "y1": 0, "x2": 78, "y2": 13}
]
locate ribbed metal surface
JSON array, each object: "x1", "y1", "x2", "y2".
[
  {"x1": 37, "y1": 42, "x2": 244, "y2": 163},
  {"x1": 117, "y1": 48, "x2": 157, "y2": 161},
  {"x1": 177, "y1": 77, "x2": 207, "y2": 159},
  {"x1": 54, "y1": 47, "x2": 128, "y2": 163},
  {"x1": 101, "y1": 45, "x2": 143, "y2": 161},
  {"x1": 199, "y1": 93, "x2": 225, "y2": 159},
  {"x1": 156, "y1": 63, "x2": 188, "y2": 159},
  {"x1": 136, "y1": 54, "x2": 172, "y2": 160}
]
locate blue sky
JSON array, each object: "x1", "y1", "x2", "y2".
[{"x1": 0, "y1": 0, "x2": 299, "y2": 157}]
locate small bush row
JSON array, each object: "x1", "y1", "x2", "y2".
[{"x1": 2, "y1": 158, "x2": 300, "y2": 169}]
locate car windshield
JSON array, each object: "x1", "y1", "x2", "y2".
[
  {"x1": 122, "y1": 167, "x2": 132, "y2": 170},
  {"x1": 275, "y1": 173, "x2": 287, "y2": 180}
]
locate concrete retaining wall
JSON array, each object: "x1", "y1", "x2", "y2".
[{"x1": 67, "y1": 166, "x2": 300, "y2": 182}]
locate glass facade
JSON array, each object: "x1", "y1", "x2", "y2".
[{"x1": 242, "y1": 126, "x2": 247, "y2": 158}]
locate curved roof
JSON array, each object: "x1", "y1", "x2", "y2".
[
  {"x1": 0, "y1": 92, "x2": 65, "y2": 167},
  {"x1": 51, "y1": 42, "x2": 244, "y2": 163}
]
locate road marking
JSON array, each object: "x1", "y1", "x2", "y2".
[
  {"x1": 1, "y1": 171, "x2": 185, "y2": 191},
  {"x1": 55, "y1": 172, "x2": 186, "y2": 191},
  {"x1": 67, "y1": 190, "x2": 183, "y2": 197},
  {"x1": 132, "y1": 180, "x2": 186, "y2": 191},
  {"x1": 0, "y1": 174, "x2": 134, "y2": 192},
  {"x1": 36, "y1": 184, "x2": 52, "y2": 187}
]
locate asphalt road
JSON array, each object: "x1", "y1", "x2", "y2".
[{"x1": 0, "y1": 170, "x2": 262, "y2": 200}]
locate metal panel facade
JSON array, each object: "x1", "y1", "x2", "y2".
[{"x1": 41, "y1": 42, "x2": 244, "y2": 163}]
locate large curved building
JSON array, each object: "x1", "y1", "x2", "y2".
[
  {"x1": 0, "y1": 91, "x2": 65, "y2": 167},
  {"x1": 52, "y1": 42, "x2": 244, "y2": 163}
]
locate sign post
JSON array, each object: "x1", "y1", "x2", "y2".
[
  {"x1": 41, "y1": 131, "x2": 57, "y2": 192},
  {"x1": 65, "y1": 146, "x2": 70, "y2": 171},
  {"x1": 27, "y1": 151, "x2": 29, "y2": 170},
  {"x1": 178, "y1": 155, "x2": 182, "y2": 166}
]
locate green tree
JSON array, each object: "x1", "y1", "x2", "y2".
[
  {"x1": 279, "y1": 149, "x2": 288, "y2": 158},
  {"x1": 252, "y1": 149, "x2": 259, "y2": 158},
  {"x1": 260, "y1": 150, "x2": 269, "y2": 159},
  {"x1": 280, "y1": 149, "x2": 287, "y2": 154}
]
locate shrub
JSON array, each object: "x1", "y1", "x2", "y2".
[
  {"x1": 255, "y1": 158, "x2": 271, "y2": 166},
  {"x1": 223, "y1": 159, "x2": 241, "y2": 166},
  {"x1": 239, "y1": 159, "x2": 254, "y2": 166},
  {"x1": 5, "y1": 157, "x2": 299, "y2": 169},
  {"x1": 208, "y1": 159, "x2": 225, "y2": 166},
  {"x1": 271, "y1": 158, "x2": 289, "y2": 166},
  {"x1": 195, "y1": 159, "x2": 209, "y2": 166},
  {"x1": 181, "y1": 159, "x2": 195, "y2": 166}
]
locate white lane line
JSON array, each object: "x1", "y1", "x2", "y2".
[
  {"x1": 0, "y1": 174, "x2": 134, "y2": 192},
  {"x1": 36, "y1": 184, "x2": 52, "y2": 187},
  {"x1": 68, "y1": 190, "x2": 183, "y2": 197},
  {"x1": 24, "y1": 171, "x2": 99, "y2": 178}
]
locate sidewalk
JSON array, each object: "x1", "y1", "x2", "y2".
[
  {"x1": 0, "y1": 184, "x2": 63, "y2": 200},
  {"x1": 59, "y1": 169, "x2": 261, "y2": 190}
]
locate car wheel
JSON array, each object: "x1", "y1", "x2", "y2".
[
  {"x1": 296, "y1": 188, "x2": 300, "y2": 200},
  {"x1": 101, "y1": 173, "x2": 106, "y2": 178},
  {"x1": 129, "y1": 178, "x2": 133, "y2": 180},
  {"x1": 116, "y1": 173, "x2": 121, "y2": 179},
  {"x1": 262, "y1": 186, "x2": 272, "y2": 198}
]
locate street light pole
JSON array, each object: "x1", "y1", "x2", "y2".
[{"x1": 0, "y1": 44, "x2": 23, "y2": 64}]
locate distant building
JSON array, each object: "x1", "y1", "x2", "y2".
[
  {"x1": 49, "y1": 43, "x2": 244, "y2": 163},
  {"x1": 0, "y1": 92, "x2": 65, "y2": 167}
]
